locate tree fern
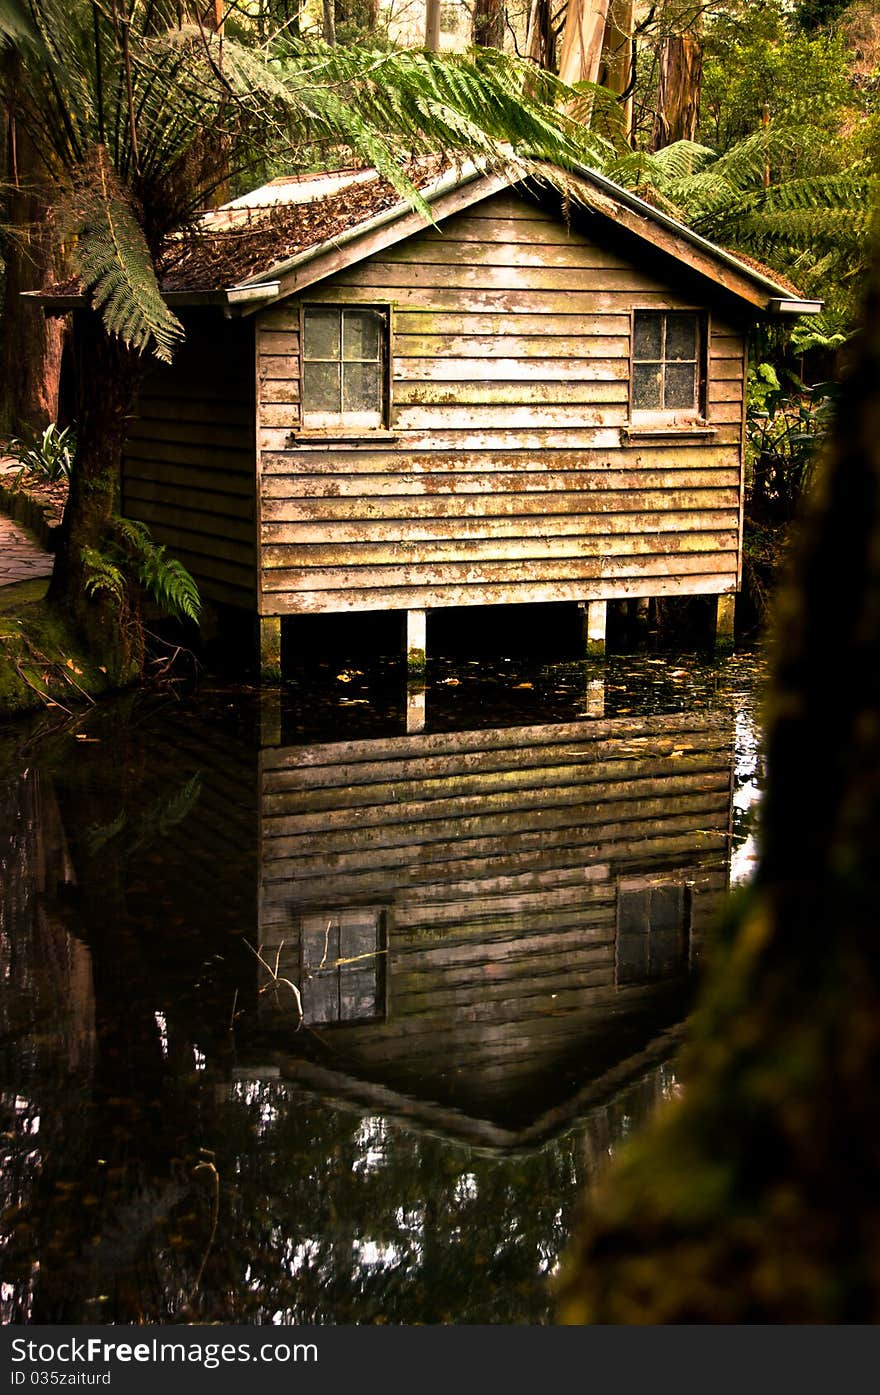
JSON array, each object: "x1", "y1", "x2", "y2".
[{"x1": 62, "y1": 146, "x2": 184, "y2": 361}]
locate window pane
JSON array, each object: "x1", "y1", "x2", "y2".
[
  {"x1": 633, "y1": 362, "x2": 663, "y2": 410},
  {"x1": 666, "y1": 313, "x2": 697, "y2": 361},
  {"x1": 664, "y1": 362, "x2": 697, "y2": 409},
  {"x1": 343, "y1": 361, "x2": 381, "y2": 413},
  {"x1": 343, "y1": 310, "x2": 381, "y2": 362},
  {"x1": 633, "y1": 312, "x2": 662, "y2": 359},
  {"x1": 303, "y1": 972, "x2": 339, "y2": 1024},
  {"x1": 304, "y1": 360, "x2": 340, "y2": 412},
  {"x1": 304, "y1": 308, "x2": 340, "y2": 360},
  {"x1": 651, "y1": 882, "x2": 685, "y2": 932},
  {"x1": 618, "y1": 934, "x2": 650, "y2": 985},
  {"x1": 649, "y1": 927, "x2": 686, "y2": 978}
]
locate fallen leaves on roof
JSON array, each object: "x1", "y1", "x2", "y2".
[{"x1": 160, "y1": 158, "x2": 452, "y2": 293}]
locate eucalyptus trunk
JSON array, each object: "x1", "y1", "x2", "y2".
[
  {"x1": 474, "y1": 0, "x2": 504, "y2": 49},
  {"x1": 651, "y1": 30, "x2": 702, "y2": 149}
]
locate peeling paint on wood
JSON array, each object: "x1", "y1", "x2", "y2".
[{"x1": 248, "y1": 183, "x2": 749, "y2": 622}]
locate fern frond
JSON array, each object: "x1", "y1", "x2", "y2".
[
  {"x1": 61, "y1": 145, "x2": 183, "y2": 361},
  {"x1": 81, "y1": 546, "x2": 126, "y2": 605},
  {"x1": 110, "y1": 515, "x2": 201, "y2": 624}
]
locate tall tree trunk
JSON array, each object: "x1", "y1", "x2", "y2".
[
  {"x1": 49, "y1": 312, "x2": 145, "y2": 683},
  {"x1": 474, "y1": 0, "x2": 504, "y2": 48},
  {"x1": 322, "y1": 0, "x2": 336, "y2": 44},
  {"x1": 597, "y1": 0, "x2": 633, "y2": 139},
  {"x1": 0, "y1": 69, "x2": 66, "y2": 436},
  {"x1": 524, "y1": 0, "x2": 559, "y2": 87},
  {"x1": 424, "y1": 0, "x2": 441, "y2": 51},
  {"x1": 651, "y1": 29, "x2": 702, "y2": 149},
  {"x1": 557, "y1": 0, "x2": 633, "y2": 136},
  {"x1": 557, "y1": 0, "x2": 608, "y2": 86}
]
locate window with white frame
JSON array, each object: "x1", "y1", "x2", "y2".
[
  {"x1": 631, "y1": 310, "x2": 703, "y2": 417},
  {"x1": 301, "y1": 305, "x2": 387, "y2": 429}
]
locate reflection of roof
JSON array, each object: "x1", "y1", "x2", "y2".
[{"x1": 232, "y1": 1023, "x2": 687, "y2": 1156}]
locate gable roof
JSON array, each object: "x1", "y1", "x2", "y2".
[
  {"x1": 165, "y1": 158, "x2": 822, "y2": 318},
  {"x1": 35, "y1": 159, "x2": 822, "y2": 317}
]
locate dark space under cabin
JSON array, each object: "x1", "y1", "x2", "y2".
[{"x1": 112, "y1": 160, "x2": 818, "y2": 672}]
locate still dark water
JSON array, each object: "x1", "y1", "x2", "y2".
[{"x1": 0, "y1": 648, "x2": 765, "y2": 1325}]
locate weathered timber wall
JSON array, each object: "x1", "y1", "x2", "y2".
[
  {"x1": 122, "y1": 314, "x2": 257, "y2": 608},
  {"x1": 256, "y1": 189, "x2": 747, "y2": 617},
  {"x1": 256, "y1": 712, "x2": 734, "y2": 1124}
]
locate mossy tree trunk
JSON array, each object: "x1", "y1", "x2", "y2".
[
  {"x1": 556, "y1": 251, "x2": 880, "y2": 1323},
  {"x1": 49, "y1": 311, "x2": 146, "y2": 684}
]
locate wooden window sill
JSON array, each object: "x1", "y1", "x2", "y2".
[
  {"x1": 622, "y1": 422, "x2": 718, "y2": 442},
  {"x1": 287, "y1": 430, "x2": 400, "y2": 445}
]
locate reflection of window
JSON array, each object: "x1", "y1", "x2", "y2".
[
  {"x1": 302, "y1": 306, "x2": 387, "y2": 429},
  {"x1": 616, "y1": 874, "x2": 691, "y2": 986},
  {"x1": 300, "y1": 908, "x2": 385, "y2": 1025},
  {"x1": 631, "y1": 310, "x2": 702, "y2": 415}
]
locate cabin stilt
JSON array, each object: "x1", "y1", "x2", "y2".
[
  {"x1": 259, "y1": 615, "x2": 282, "y2": 680},
  {"x1": 581, "y1": 601, "x2": 607, "y2": 658},
  {"x1": 260, "y1": 689, "x2": 282, "y2": 748},
  {"x1": 715, "y1": 594, "x2": 736, "y2": 652},
  {"x1": 406, "y1": 608, "x2": 427, "y2": 673},
  {"x1": 406, "y1": 681, "x2": 426, "y2": 734}
]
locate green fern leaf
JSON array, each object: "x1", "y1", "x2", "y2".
[{"x1": 63, "y1": 145, "x2": 183, "y2": 362}]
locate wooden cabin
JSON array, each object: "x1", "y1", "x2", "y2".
[{"x1": 118, "y1": 161, "x2": 819, "y2": 672}]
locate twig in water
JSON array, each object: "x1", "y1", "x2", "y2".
[
  {"x1": 190, "y1": 1155, "x2": 220, "y2": 1302},
  {"x1": 243, "y1": 938, "x2": 304, "y2": 1027}
]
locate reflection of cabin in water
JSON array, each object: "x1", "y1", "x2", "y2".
[
  {"x1": 252, "y1": 710, "x2": 735, "y2": 1137},
  {"x1": 100, "y1": 161, "x2": 817, "y2": 671}
]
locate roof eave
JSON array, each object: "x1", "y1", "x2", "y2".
[
  {"x1": 766, "y1": 297, "x2": 825, "y2": 316},
  {"x1": 539, "y1": 162, "x2": 821, "y2": 312}
]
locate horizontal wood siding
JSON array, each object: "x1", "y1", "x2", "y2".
[
  {"x1": 257, "y1": 713, "x2": 733, "y2": 1119},
  {"x1": 123, "y1": 314, "x2": 257, "y2": 607},
  {"x1": 256, "y1": 190, "x2": 747, "y2": 616}
]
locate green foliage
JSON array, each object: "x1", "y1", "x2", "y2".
[
  {"x1": 746, "y1": 365, "x2": 839, "y2": 522},
  {"x1": 112, "y1": 518, "x2": 202, "y2": 625},
  {"x1": 81, "y1": 545, "x2": 126, "y2": 609},
  {"x1": 9, "y1": 421, "x2": 75, "y2": 482},
  {"x1": 701, "y1": 9, "x2": 858, "y2": 151},
  {"x1": 0, "y1": 2, "x2": 608, "y2": 364},
  {"x1": 61, "y1": 147, "x2": 184, "y2": 363},
  {"x1": 83, "y1": 518, "x2": 201, "y2": 627}
]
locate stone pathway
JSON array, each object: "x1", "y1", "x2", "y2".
[{"x1": 0, "y1": 513, "x2": 53, "y2": 586}]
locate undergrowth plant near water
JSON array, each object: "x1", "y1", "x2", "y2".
[{"x1": 82, "y1": 517, "x2": 201, "y2": 627}]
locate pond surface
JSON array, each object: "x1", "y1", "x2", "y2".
[{"x1": 0, "y1": 648, "x2": 766, "y2": 1325}]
